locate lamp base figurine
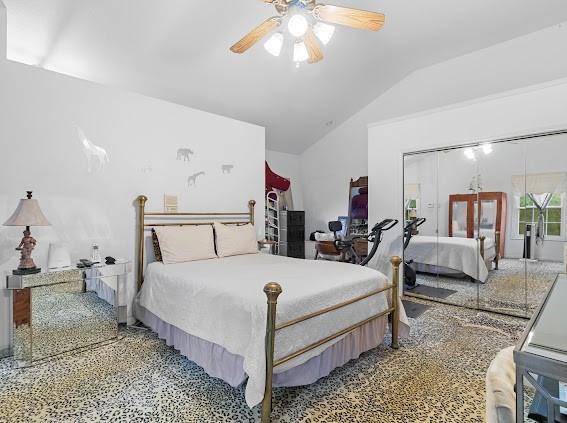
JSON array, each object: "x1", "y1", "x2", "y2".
[{"x1": 13, "y1": 226, "x2": 41, "y2": 275}]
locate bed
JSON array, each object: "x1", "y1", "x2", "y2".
[
  {"x1": 405, "y1": 235, "x2": 498, "y2": 282},
  {"x1": 133, "y1": 195, "x2": 409, "y2": 422}
]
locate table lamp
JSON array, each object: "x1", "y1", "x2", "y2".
[{"x1": 3, "y1": 191, "x2": 51, "y2": 275}]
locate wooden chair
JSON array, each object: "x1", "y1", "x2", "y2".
[{"x1": 314, "y1": 240, "x2": 344, "y2": 261}]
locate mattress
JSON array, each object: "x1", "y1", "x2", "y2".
[
  {"x1": 405, "y1": 235, "x2": 495, "y2": 282},
  {"x1": 136, "y1": 253, "x2": 409, "y2": 407}
]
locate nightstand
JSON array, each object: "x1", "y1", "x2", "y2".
[{"x1": 6, "y1": 261, "x2": 131, "y2": 367}]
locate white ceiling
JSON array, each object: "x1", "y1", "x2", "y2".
[{"x1": 4, "y1": 0, "x2": 567, "y2": 153}]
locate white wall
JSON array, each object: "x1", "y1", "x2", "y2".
[
  {"x1": 300, "y1": 21, "x2": 567, "y2": 236},
  {"x1": 0, "y1": 3, "x2": 265, "y2": 350},
  {"x1": 368, "y1": 79, "x2": 567, "y2": 276},
  {"x1": 265, "y1": 149, "x2": 304, "y2": 211},
  {"x1": 0, "y1": 1, "x2": 4, "y2": 61}
]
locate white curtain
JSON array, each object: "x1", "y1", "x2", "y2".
[
  {"x1": 527, "y1": 193, "x2": 553, "y2": 244},
  {"x1": 512, "y1": 172, "x2": 567, "y2": 244},
  {"x1": 404, "y1": 183, "x2": 420, "y2": 200},
  {"x1": 512, "y1": 172, "x2": 567, "y2": 195}
]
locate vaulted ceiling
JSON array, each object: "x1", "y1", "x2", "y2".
[{"x1": 4, "y1": 0, "x2": 567, "y2": 153}]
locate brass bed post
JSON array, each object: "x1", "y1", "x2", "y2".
[
  {"x1": 261, "y1": 282, "x2": 282, "y2": 423},
  {"x1": 136, "y1": 195, "x2": 148, "y2": 290},
  {"x1": 494, "y1": 230, "x2": 501, "y2": 270},
  {"x1": 249, "y1": 200, "x2": 256, "y2": 226},
  {"x1": 390, "y1": 256, "x2": 401, "y2": 350}
]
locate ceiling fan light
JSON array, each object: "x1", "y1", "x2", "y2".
[
  {"x1": 264, "y1": 32, "x2": 284, "y2": 57},
  {"x1": 313, "y1": 22, "x2": 335, "y2": 45},
  {"x1": 288, "y1": 14, "x2": 308, "y2": 37},
  {"x1": 293, "y1": 41, "x2": 309, "y2": 63}
]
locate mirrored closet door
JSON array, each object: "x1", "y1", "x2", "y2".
[
  {"x1": 476, "y1": 140, "x2": 527, "y2": 317},
  {"x1": 436, "y1": 147, "x2": 480, "y2": 309},
  {"x1": 403, "y1": 129, "x2": 567, "y2": 318},
  {"x1": 524, "y1": 133, "x2": 567, "y2": 316},
  {"x1": 403, "y1": 151, "x2": 440, "y2": 295}
]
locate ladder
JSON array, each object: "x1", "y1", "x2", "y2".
[{"x1": 265, "y1": 190, "x2": 280, "y2": 255}]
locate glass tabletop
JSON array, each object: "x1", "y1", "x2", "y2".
[{"x1": 524, "y1": 274, "x2": 567, "y2": 362}]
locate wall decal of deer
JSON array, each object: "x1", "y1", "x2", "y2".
[{"x1": 188, "y1": 172, "x2": 205, "y2": 187}]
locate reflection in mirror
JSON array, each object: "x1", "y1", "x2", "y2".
[
  {"x1": 403, "y1": 152, "x2": 440, "y2": 295},
  {"x1": 403, "y1": 130, "x2": 567, "y2": 319},
  {"x1": 523, "y1": 133, "x2": 567, "y2": 316},
  {"x1": 11, "y1": 268, "x2": 119, "y2": 367},
  {"x1": 425, "y1": 147, "x2": 481, "y2": 309},
  {"x1": 476, "y1": 140, "x2": 527, "y2": 317},
  {"x1": 348, "y1": 177, "x2": 369, "y2": 260}
]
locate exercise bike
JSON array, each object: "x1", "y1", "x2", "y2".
[
  {"x1": 403, "y1": 217, "x2": 426, "y2": 289},
  {"x1": 333, "y1": 218, "x2": 398, "y2": 266}
]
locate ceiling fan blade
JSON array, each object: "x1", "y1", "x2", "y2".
[
  {"x1": 313, "y1": 5, "x2": 385, "y2": 31},
  {"x1": 304, "y1": 29, "x2": 323, "y2": 64},
  {"x1": 230, "y1": 17, "x2": 281, "y2": 54}
]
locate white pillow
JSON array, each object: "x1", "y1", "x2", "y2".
[
  {"x1": 154, "y1": 225, "x2": 217, "y2": 264},
  {"x1": 314, "y1": 232, "x2": 336, "y2": 241},
  {"x1": 214, "y1": 222, "x2": 258, "y2": 258}
]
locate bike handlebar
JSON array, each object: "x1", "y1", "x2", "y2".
[
  {"x1": 404, "y1": 217, "x2": 426, "y2": 231},
  {"x1": 370, "y1": 218, "x2": 399, "y2": 234}
]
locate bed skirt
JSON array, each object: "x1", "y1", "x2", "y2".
[
  {"x1": 415, "y1": 258, "x2": 494, "y2": 283},
  {"x1": 414, "y1": 263, "x2": 468, "y2": 279},
  {"x1": 135, "y1": 305, "x2": 387, "y2": 388}
]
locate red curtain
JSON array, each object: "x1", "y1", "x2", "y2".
[{"x1": 265, "y1": 161, "x2": 290, "y2": 193}]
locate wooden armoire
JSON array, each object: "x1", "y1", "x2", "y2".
[{"x1": 448, "y1": 192, "x2": 507, "y2": 257}]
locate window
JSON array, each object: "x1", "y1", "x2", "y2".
[{"x1": 517, "y1": 193, "x2": 564, "y2": 239}]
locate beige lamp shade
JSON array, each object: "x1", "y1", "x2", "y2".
[{"x1": 3, "y1": 196, "x2": 50, "y2": 227}]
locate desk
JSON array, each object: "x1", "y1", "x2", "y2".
[{"x1": 514, "y1": 274, "x2": 567, "y2": 422}]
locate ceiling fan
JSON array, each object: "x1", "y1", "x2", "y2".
[{"x1": 230, "y1": 0, "x2": 385, "y2": 65}]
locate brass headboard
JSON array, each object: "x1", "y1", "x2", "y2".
[{"x1": 135, "y1": 195, "x2": 256, "y2": 290}]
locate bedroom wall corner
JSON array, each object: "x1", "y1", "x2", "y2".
[
  {"x1": 368, "y1": 79, "x2": 567, "y2": 275},
  {"x1": 299, "y1": 21, "x2": 567, "y2": 237}
]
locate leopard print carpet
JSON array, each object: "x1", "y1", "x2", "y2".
[
  {"x1": 0, "y1": 300, "x2": 527, "y2": 422},
  {"x1": 413, "y1": 258, "x2": 562, "y2": 317},
  {"x1": 23, "y1": 283, "x2": 117, "y2": 362}
]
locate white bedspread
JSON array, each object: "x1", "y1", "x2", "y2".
[
  {"x1": 138, "y1": 253, "x2": 408, "y2": 408},
  {"x1": 405, "y1": 235, "x2": 494, "y2": 282}
]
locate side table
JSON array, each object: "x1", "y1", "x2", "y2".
[{"x1": 6, "y1": 261, "x2": 131, "y2": 367}]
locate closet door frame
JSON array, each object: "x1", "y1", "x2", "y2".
[{"x1": 402, "y1": 128, "x2": 567, "y2": 319}]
